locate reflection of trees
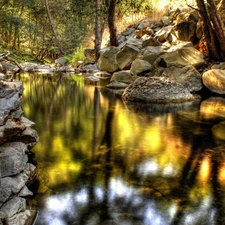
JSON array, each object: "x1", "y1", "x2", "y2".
[
  {"x1": 79, "y1": 87, "x2": 114, "y2": 224},
  {"x1": 22, "y1": 74, "x2": 225, "y2": 225},
  {"x1": 171, "y1": 118, "x2": 225, "y2": 225}
]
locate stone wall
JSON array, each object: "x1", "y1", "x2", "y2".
[{"x1": 0, "y1": 79, "x2": 39, "y2": 225}]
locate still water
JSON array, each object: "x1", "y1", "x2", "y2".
[{"x1": 19, "y1": 73, "x2": 225, "y2": 225}]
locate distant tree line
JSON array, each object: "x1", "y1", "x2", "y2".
[
  {"x1": 0, "y1": 0, "x2": 225, "y2": 62},
  {"x1": 0, "y1": 0, "x2": 155, "y2": 61}
]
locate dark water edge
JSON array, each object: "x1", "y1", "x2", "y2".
[{"x1": 17, "y1": 72, "x2": 225, "y2": 225}]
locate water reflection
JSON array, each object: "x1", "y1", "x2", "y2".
[{"x1": 18, "y1": 73, "x2": 225, "y2": 225}]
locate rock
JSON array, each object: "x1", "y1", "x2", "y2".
[
  {"x1": 202, "y1": 69, "x2": 225, "y2": 94},
  {"x1": 174, "y1": 21, "x2": 196, "y2": 41},
  {"x1": 0, "y1": 80, "x2": 23, "y2": 126},
  {"x1": 141, "y1": 46, "x2": 168, "y2": 64},
  {"x1": 106, "y1": 80, "x2": 129, "y2": 89},
  {"x1": 0, "y1": 197, "x2": 26, "y2": 219},
  {"x1": 111, "y1": 71, "x2": 134, "y2": 84},
  {"x1": 0, "y1": 163, "x2": 35, "y2": 206},
  {"x1": 142, "y1": 37, "x2": 162, "y2": 48},
  {"x1": 156, "y1": 65, "x2": 203, "y2": 93},
  {"x1": 0, "y1": 142, "x2": 28, "y2": 177},
  {"x1": 120, "y1": 27, "x2": 136, "y2": 36},
  {"x1": 153, "y1": 47, "x2": 205, "y2": 68},
  {"x1": 82, "y1": 63, "x2": 99, "y2": 73},
  {"x1": 130, "y1": 59, "x2": 152, "y2": 76},
  {"x1": 161, "y1": 16, "x2": 171, "y2": 26},
  {"x1": 94, "y1": 71, "x2": 112, "y2": 79},
  {"x1": 5, "y1": 209, "x2": 32, "y2": 225},
  {"x1": 122, "y1": 76, "x2": 195, "y2": 103},
  {"x1": 137, "y1": 19, "x2": 151, "y2": 30},
  {"x1": 134, "y1": 28, "x2": 154, "y2": 39},
  {"x1": 20, "y1": 62, "x2": 39, "y2": 72},
  {"x1": 18, "y1": 186, "x2": 33, "y2": 197},
  {"x1": 126, "y1": 37, "x2": 143, "y2": 49},
  {"x1": 1, "y1": 62, "x2": 18, "y2": 73},
  {"x1": 0, "y1": 78, "x2": 38, "y2": 224},
  {"x1": 97, "y1": 46, "x2": 120, "y2": 73},
  {"x1": 154, "y1": 26, "x2": 174, "y2": 42},
  {"x1": 116, "y1": 45, "x2": 140, "y2": 70}
]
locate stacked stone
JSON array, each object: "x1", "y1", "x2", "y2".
[{"x1": 0, "y1": 79, "x2": 38, "y2": 225}]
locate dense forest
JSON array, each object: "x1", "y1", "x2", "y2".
[
  {"x1": 0, "y1": 0, "x2": 225, "y2": 63},
  {"x1": 0, "y1": 0, "x2": 155, "y2": 62}
]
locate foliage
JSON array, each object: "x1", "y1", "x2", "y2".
[
  {"x1": 0, "y1": 0, "x2": 164, "y2": 61},
  {"x1": 64, "y1": 46, "x2": 85, "y2": 65}
]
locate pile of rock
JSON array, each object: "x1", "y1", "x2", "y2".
[
  {"x1": 0, "y1": 79, "x2": 39, "y2": 225},
  {"x1": 96, "y1": 6, "x2": 225, "y2": 101}
]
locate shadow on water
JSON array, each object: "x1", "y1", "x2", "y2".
[{"x1": 17, "y1": 73, "x2": 225, "y2": 225}]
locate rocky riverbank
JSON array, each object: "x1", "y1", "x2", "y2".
[{"x1": 0, "y1": 79, "x2": 39, "y2": 225}]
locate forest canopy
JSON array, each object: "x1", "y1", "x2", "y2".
[
  {"x1": 0, "y1": 0, "x2": 176, "y2": 60},
  {"x1": 0, "y1": 0, "x2": 224, "y2": 62}
]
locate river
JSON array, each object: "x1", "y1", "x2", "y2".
[{"x1": 18, "y1": 72, "x2": 225, "y2": 225}]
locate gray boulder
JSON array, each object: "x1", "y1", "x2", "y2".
[
  {"x1": 141, "y1": 46, "x2": 168, "y2": 64},
  {"x1": 116, "y1": 45, "x2": 140, "y2": 70},
  {"x1": 97, "y1": 46, "x2": 120, "y2": 73},
  {"x1": 130, "y1": 59, "x2": 152, "y2": 76},
  {"x1": 155, "y1": 65, "x2": 203, "y2": 93},
  {"x1": 0, "y1": 142, "x2": 28, "y2": 177},
  {"x1": 122, "y1": 76, "x2": 195, "y2": 103}
]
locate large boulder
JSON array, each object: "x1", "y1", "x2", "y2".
[
  {"x1": 202, "y1": 69, "x2": 225, "y2": 94},
  {"x1": 153, "y1": 47, "x2": 205, "y2": 68},
  {"x1": 97, "y1": 47, "x2": 120, "y2": 73},
  {"x1": 141, "y1": 46, "x2": 168, "y2": 64},
  {"x1": 122, "y1": 76, "x2": 195, "y2": 103},
  {"x1": 155, "y1": 65, "x2": 203, "y2": 93},
  {"x1": 116, "y1": 45, "x2": 140, "y2": 70}
]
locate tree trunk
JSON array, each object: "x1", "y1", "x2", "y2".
[
  {"x1": 196, "y1": 0, "x2": 225, "y2": 60},
  {"x1": 45, "y1": 0, "x2": 65, "y2": 56},
  {"x1": 108, "y1": 0, "x2": 118, "y2": 47},
  {"x1": 207, "y1": 0, "x2": 225, "y2": 59},
  {"x1": 95, "y1": 0, "x2": 102, "y2": 61}
]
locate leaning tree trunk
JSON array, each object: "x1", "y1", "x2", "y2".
[
  {"x1": 196, "y1": 0, "x2": 225, "y2": 60},
  {"x1": 45, "y1": 0, "x2": 65, "y2": 56},
  {"x1": 108, "y1": 0, "x2": 118, "y2": 47}
]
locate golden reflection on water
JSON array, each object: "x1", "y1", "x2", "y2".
[{"x1": 19, "y1": 73, "x2": 225, "y2": 225}]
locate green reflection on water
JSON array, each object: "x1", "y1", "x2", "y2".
[{"x1": 18, "y1": 73, "x2": 225, "y2": 225}]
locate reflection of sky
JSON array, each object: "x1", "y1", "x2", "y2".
[
  {"x1": 38, "y1": 178, "x2": 171, "y2": 225},
  {"x1": 138, "y1": 160, "x2": 178, "y2": 177},
  {"x1": 37, "y1": 177, "x2": 217, "y2": 225}
]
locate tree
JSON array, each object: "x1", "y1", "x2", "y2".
[
  {"x1": 108, "y1": 0, "x2": 118, "y2": 47},
  {"x1": 45, "y1": 0, "x2": 65, "y2": 56},
  {"x1": 196, "y1": 0, "x2": 225, "y2": 61},
  {"x1": 95, "y1": 0, "x2": 102, "y2": 61}
]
